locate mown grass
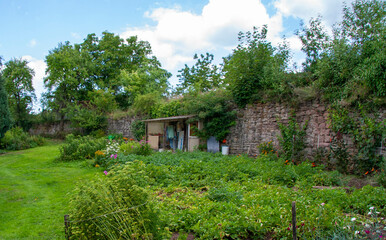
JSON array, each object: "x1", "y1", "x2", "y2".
[{"x1": 0, "y1": 141, "x2": 99, "y2": 239}]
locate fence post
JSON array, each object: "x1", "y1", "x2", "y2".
[
  {"x1": 64, "y1": 214, "x2": 70, "y2": 240},
  {"x1": 292, "y1": 201, "x2": 297, "y2": 240}
]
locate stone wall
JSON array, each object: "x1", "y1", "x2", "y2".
[
  {"x1": 30, "y1": 102, "x2": 385, "y2": 157},
  {"x1": 29, "y1": 121, "x2": 75, "y2": 138},
  {"x1": 106, "y1": 116, "x2": 140, "y2": 138},
  {"x1": 227, "y1": 101, "x2": 386, "y2": 157},
  {"x1": 229, "y1": 101, "x2": 333, "y2": 157}
]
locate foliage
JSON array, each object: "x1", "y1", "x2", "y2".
[
  {"x1": 133, "y1": 92, "x2": 161, "y2": 115},
  {"x1": 0, "y1": 127, "x2": 45, "y2": 150},
  {"x1": 43, "y1": 32, "x2": 170, "y2": 130},
  {"x1": 277, "y1": 113, "x2": 308, "y2": 162},
  {"x1": 68, "y1": 165, "x2": 164, "y2": 239},
  {"x1": 119, "y1": 140, "x2": 152, "y2": 156},
  {"x1": 150, "y1": 98, "x2": 182, "y2": 119},
  {"x1": 182, "y1": 90, "x2": 236, "y2": 141},
  {"x1": 310, "y1": 0, "x2": 386, "y2": 103},
  {"x1": 223, "y1": 26, "x2": 290, "y2": 107},
  {"x1": 58, "y1": 134, "x2": 106, "y2": 161},
  {"x1": 296, "y1": 16, "x2": 329, "y2": 72},
  {"x1": 328, "y1": 104, "x2": 385, "y2": 173},
  {"x1": 0, "y1": 59, "x2": 12, "y2": 139},
  {"x1": 176, "y1": 53, "x2": 223, "y2": 94},
  {"x1": 257, "y1": 141, "x2": 276, "y2": 156},
  {"x1": 130, "y1": 120, "x2": 145, "y2": 141},
  {"x1": 85, "y1": 151, "x2": 386, "y2": 239},
  {"x1": 2, "y1": 58, "x2": 36, "y2": 131}
]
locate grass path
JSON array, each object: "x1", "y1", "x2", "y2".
[{"x1": 0, "y1": 141, "x2": 99, "y2": 239}]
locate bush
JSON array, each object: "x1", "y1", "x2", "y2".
[
  {"x1": 0, "y1": 127, "x2": 46, "y2": 150},
  {"x1": 119, "y1": 140, "x2": 152, "y2": 156},
  {"x1": 68, "y1": 165, "x2": 166, "y2": 239},
  {"x1": 58, "y1": 134, "x2": 106, "y2": 161}
]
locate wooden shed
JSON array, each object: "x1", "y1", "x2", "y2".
[{"x1": 143, "y1": 115, "x2": 202, "y2": 152}]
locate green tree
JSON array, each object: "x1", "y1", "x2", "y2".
[
  {"x1": 176, "y1": 53, "x2": 223, "y2": 94},
  {"x1": 312, "y1": 0, "x2": 386, "y2": 102},
  {"x1": 80, "y1": 32, "x2": 170, "y2": 109},
  {"x1": 2, "y1": 58, "x2": 36, "y2": 130},
  {"x1": 0, "y1": 58, "x2": 12, "y2": 138},
  {"x1": 182, "y1": 90, "x2": 236, "y2": 141},
  {"x1": 296, "y1": 16, "x2": 329, "y2": 72},
  {"x1": 223, "y1": 26, "x2": 290, "y2": 107},
  {"x1": 44, "y1": 42, "x2": 92, "y2": 130}
]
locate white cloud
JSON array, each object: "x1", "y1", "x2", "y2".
[
  {"x1": 274, "y1": 0, "x2": 354, "y2": 26},
  {"x1": 29, "y1": 39, "x2": 37, "y2": 47},
  {"x1": 22, "y1": 56, "x2": 47, "y2": 111},
  {"x1": 121, "y1": 0, "x2": 283, "y2": 85},
  {"x1": 120, "y1": 0, "x2": 354, "y2": 85}
]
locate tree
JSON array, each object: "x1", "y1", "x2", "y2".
[
  {"x1": 44, "y1": 42, "x2": 92, "y2": 130},
  {"x1": 313, "y1": 0, "x2": 386, "y2": 102},
  {"x1": 0, "y1": 58, "x2": 12, "y2": 138},
  {"x1": 2, "y1": 58, "x2": 35, "y2": 130},
  {"x1": 223, "y1": 26, "x2": 290, "y2": 107},
  {"x1": 296, "y1": 16, "x2": 329, "y2": 72},
  {"x1": 176, "y1": 53, "x2": 223, "y2": 94},
  {"x1": 80, "y1": 32, "x2": 169, "y2": 109}
]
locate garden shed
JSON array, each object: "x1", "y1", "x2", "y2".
[{"x1": 143, "y1": 115, "x2": 202, "y2": 152}]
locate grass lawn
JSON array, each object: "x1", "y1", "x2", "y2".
[{"x1": 0, "y1": 141, "x2": 99, "y2": 240}]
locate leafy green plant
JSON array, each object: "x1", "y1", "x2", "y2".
[
  {"x1": 130, "y1": 120, "x2": 145, "y2": 141},
  {"x1": 182, "y1": 90, "x2": 236, "y2": 141},
  {"x1": 277, "y1": 113, "x2": 308, "y2": 162},
  {"x1": 68, "y1": 165, "x2": 166, "y2": 239},
  {"x1": 119, "y1": 139, "x2": 152, "y2": 156},
  {"x1": 58, "y1": 134, "x2": 106, "y2": 161},
  {"x1": 257, "y1": 141, "x2": 275, "y2": 155},
  {"x1": 0, "y1": 127, "x2": 45, "y2": 150}
]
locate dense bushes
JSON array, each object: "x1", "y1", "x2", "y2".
[
  {"x1": 58, "y1": 134, "x2": 106, "y2": 161},
  {"x1": 0, "y1": 127, "x2": 45, "y2": 150}
]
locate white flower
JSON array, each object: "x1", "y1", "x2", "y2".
[
  {"x1": 355, "y1": 231, "x2": 360, "y2": 235},
  {"x1": 321, "y1": 203, "x2": 325, "y2": 206},
  {"x1": 369, "y1": 206, "x2": 374, "y2": 210},
  {"x1": 351, "y1": 217, "x2": 356, "y2": 222},
  {"x1": 368, "y1": 212, "x2": 372, "y2": 215}
]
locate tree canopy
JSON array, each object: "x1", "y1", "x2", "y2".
[{"x1": 2, "y1": 58, "x2": 35, "y2": 130}]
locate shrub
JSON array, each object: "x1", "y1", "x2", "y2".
[
  {"x1": 68, "y1": 165, "x2": 166, "y2": 239},
  {"x1": 257, "y1": 141, "x2": 275, "y2": 155},
  {"x1": 130, "y1": 120, "x2": 145, "y2": 141},
  {"x1": 0, "y1": 127, "x2": 45, "y2": 150},
  {"x1": 58, "y1": 134, "x2": 106, "y2": 161},
  {"x1": 119, "y1": 140, "x2": 152, "y2": 156},
  {"x1": 277, "y1": 113, "x2": 308, "y2": 163}
]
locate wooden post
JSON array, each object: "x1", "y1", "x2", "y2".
[
  {"x1": 292, "y1": 201, "x2": 297, "y2": 240},
  {"x1": 64, "y1": 214, "x2": 70, "y2": 240}
]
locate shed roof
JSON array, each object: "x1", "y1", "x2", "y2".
[{"x1": 142, "y1": 115, "x2": 196, "y2": 123}]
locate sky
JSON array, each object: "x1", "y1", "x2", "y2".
[{"x1": 0, "y1": 0, "x2": 354, "y2": 111}]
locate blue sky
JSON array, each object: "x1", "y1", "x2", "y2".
[{"x1": 0, "y1": 0, "x2": 352, "y2": 111}]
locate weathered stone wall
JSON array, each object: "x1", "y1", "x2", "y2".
[
  {"x1": 29, "y1": 121, "x2": 75, "y2": 138},
  {"x1": 30, "y1": 102, "x2": 385, "y2": 157},
  {"x1": 227, "y1": 101, "x2": 386, "y2": 157},
  {"x1": 228, "y1": 101, "x2": 333, "y2": 157},
  {"x1": 106, "y1": 116, "x2": 140, "y2": 138}
]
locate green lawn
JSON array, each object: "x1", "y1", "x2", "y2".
[{"x1": 0, "y1": 141, "x2": 99, "y2": 240}]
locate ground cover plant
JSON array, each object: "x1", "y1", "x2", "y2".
[
  {"x1": 69, "y1": 150, "x2": 386, "y2": 239},
  {"x1": 0, "y1": 141, "x2": 100, "y2": 239}
]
